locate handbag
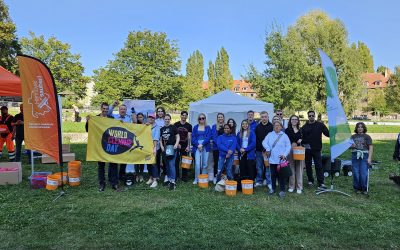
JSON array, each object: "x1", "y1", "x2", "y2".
[
  {"x1": 165, "y1": 145, "x2": 175, "y2": 158},
  {"x1": 277, "y1": 159, "x2": 292, "y2": 178}
]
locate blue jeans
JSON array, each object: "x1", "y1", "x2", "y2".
[
  {"x1": 166, "y1": 151, "x2": 177, "y2": 183},
  {"x1": 216, "y1": 156, "x2": 234, "y2": 182},
  {"x1": 255, "y1": 151, "x2": 271, "y2": 185},
  {"x1": 195, "y1": 149, "x2": 209, "y2": 181},
  {"x1": 352, "y1": 152, "x2": 369, "y2": 191}
]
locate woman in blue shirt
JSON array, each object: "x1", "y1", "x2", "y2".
[
  {"x1": 191, "y1": 113, "x2": 212, "y2": 184},
  {"x1": 236, "y1": 120, "x2": 256, "y2": 181},
  {"x1": 216, "y1": 124, "x2": 237, "y2": 183}
]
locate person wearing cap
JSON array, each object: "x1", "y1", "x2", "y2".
[
  {"x1": 0, "y1": 106, "x2": 15, "y2": 161},
  {"x1": 11, "y1": 104, "x2": 24, "y2": 162},
  {"x1": 145, "y1": 113, "x2": 161, "y2": 188}
]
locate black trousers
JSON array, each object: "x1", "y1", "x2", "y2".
[
  {"x1": 270, "y1": 164, "x2": 286, "y2": 192},
  {"x1": 239, "y1": 152, "x2": 256, "y2": 180},
  {"x1": 305, "y1": 149, "x2": 324, "y2": 185},
  {"x1": 213, "y1": 150, "x2": 219, "y2": 176},
  {"x1": 119, "y1": 164, "x2": 127, "y2": 180},
  {"x1": 175, "y1": 148, "x2": 189, "y2": 181},
  {"x1": 98, "y1": 162, "x2": 118, "y2": 186},
  {"x1": 157, "y1": 148, "x2": 167, "y2": 177},
  {"x1": 15, "y1": 137, "x2": 24, "y2": 162}
]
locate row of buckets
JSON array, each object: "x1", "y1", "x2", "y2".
[
  {"x1": 30, "y1": 161, "x2": 82, "y2": 190},
  {"x1": 197, "y1": 174, "x2": 254, "y2": 196}
]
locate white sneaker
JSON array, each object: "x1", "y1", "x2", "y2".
[
  {"x1": 288, "y1": 188, "x2": 294, "y2": 193},
  {"x1": 193, "y1": 180, "x2": 198, "y2": 185},
  {"x1": 296, "y1": 189, "x2": 302, "y2": 194},
  {"x1": 267, "y1": 184, "x2": 272, "y2": 190},
  {"x1": 145, "y1": 178, "x2": 153, "y2": 185},
  {"x1": 164, "y1": 175, "x2": 168, "y2": 182},
  {"x1": 213, "y1": 179, "x2": 217, "y2": 185},
  {"x1": 150, "y1": 180, "x2": 158, "y2": 188},
  {"x1": 263, "y1": 180, "x2": 267, "y2": 186},
  {"x1": 254, "y1": 183, "x2": 262, "y2": 188}
]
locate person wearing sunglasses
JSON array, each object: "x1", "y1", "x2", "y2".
[
  {"x1": 301, "y1": 110, "x2": 329, "y2": 189},
  {"x1": 275, "y1": 109, "x2": 287, "y2": 129},
  {"x1": 191, "y1": 113, "x2": 212, "y2": 184}
]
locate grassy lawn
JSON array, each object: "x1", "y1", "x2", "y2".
[{"x1": 1, "y1": 141, "x2": 400, "y2": 249}]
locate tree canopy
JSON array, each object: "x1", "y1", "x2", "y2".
[{"x1": 181, "y1": 50, "x2": 206, "y2": 107}]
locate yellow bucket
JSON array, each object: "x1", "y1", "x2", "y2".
[
  {"x1": 263, "y1": 155, "x2": 269, "y2": 167},
  {"x1": 46, "y1": 175, "x2": 59, "y2": 191},
  {"x1": 181, "y1": 156, "x2": 192, "y2": 169},
  {"x1": 225, "y1": 180, "x2": 237, "y2": 196},
  {"x1": 233, "y1": 153, "x2": 239, "y2": 166},
  {"x1": 241, "y1": 179, "x2": 254, "y2": 195},
  {"x1": 293, "y1": 146, "x2": 305, "y2": 161},
  {"x1": 68, "y1": 174, "x2": 81, "y2": 187},
  {"x1": 198, "y1": 174, "x2": 209, "y2": 188}
]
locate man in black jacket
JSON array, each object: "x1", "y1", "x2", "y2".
[
  {"x1": 302, "y1": 110, "x2": 330, "y2": 189},
  {"x1": 86, "y1": 102, "x2": 120, "y2": 192},
  {"x1": 254, "y1": 111, "x2": 273, "y2": 188}
]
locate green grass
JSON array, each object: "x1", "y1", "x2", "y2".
[
  {"x1": 1, "y1": 142, "x2": 400, "y2": 249},
  {"x1": 62, "y1": 121, "x2": 86, "y2": 133}
]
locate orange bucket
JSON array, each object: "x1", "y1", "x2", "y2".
[
  {"x1": 46, "y1": 175, "x2": 59, "y2": 190},
  {"x1": 198, "y1": 174, "x2": 209, "y2": 188},
  {"x1": 181, "y1": 156, "x2": 192, "y2": 169},
  {"x1": 68, "y1": 174, "x2": 81, "y2": 187},
  {"x1": 225, "y1": 180, "x2": 237, "y2": 196},
  {"x1": 241, "y1": 179, "x2": 254, "y2": 195},
  {"x1": 233, "y1": 153, "x2": 239, "y2": 166},
  {"x1": 53, "y1": 172, "x2": 68, "y2": 186},
  {"x1": 68, "y1": 161, "x2": 81, "y2": 176},
  {"x1": 293, "y1": 146, "x2": 305, "y2": 161},
  {"x1": 263, "y1": 155, "x2": 269, "y2": 167}
]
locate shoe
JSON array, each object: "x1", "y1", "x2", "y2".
[
  {"x1": 288, "y1": 188, "x2": 294, "y2": 193},
  {"x1": 169, "y1": 182, "x2": 176, "y2": 191},
  {"x1": 308, "y1": 182, "x2": 314, "y2": 187},
  {"x1": 213, "y1": 179, "x2": 217, "y2": 185},
  {"x1": 296, "y1": 189, "x2": 302, "y2": 194},
  {"x1": 268, "y1": 189, "x2": 275, "y2": 195},
  {"x1": 267, "y1": 184, "x2": 272, "y2": 191},
  {"x1": 112, "y1": 185, "x2": 121, "y2": 192},
  {"x1": 193, "y1": 180, "x2": 198, "y2": 185},
  {"x1": 146, "y1": 178, "x2": 153, "y2": 185},
  {"x1": 139, "y1": 175, "x2": 144, "y2": 182},
  {"x1": 362, "y1": 191, "x2": 368, "y2": 195},
  {"x1": 150, "y1": 180, "x2": 158, "y2": 188},
  {"x1": 99, "y1": 184, "x2": 105, "y2": 192},
  {"x1": 164, "y1": 175, "x2": 168, "y2": 182},
  {"x1": 163, "y1": 181, "x2": 170, "y2": 187},
  {"x1": 355, "y1": 189, "x2": 362, "y2": 194},
  {"x1": 254, "y1": 183, "x2": 262, "y2": 188},
  {"x1": 278, "y1": 191, "x2": 286, "y2": 199},
  {"x1": 318, "y1": 184, "x2": 327, "y2": 190},
  {"x1": 263, "y1": 180, "x2": 267, "y2": 186}
]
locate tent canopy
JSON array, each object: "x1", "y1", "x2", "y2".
[
  {"x1": 0, "y1": 66, "x2": 22, "y2": 97},
  {"x1": 189, "y1": 90, "x2": 274, "y2": 132}
]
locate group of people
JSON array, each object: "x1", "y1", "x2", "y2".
[{"x1": 0, "y1": 104, "x2": 24, "y2": 162}]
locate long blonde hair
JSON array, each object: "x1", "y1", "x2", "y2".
[{"x1": 197, "y1": 113, "x2": 207, "y2": 126}]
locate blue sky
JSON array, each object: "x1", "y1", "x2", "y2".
[{"x1": 5, "y1": 0, "x2": 400, "y2": 79}]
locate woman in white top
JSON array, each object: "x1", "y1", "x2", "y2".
[{"x1": 262, "y1": 121, "x2": 291, "y2": 198}]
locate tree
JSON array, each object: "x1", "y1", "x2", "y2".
[
  {"x1": 181, "y1": 50, "x2": 206, "y2": 107},
  {"x1": 0, "y1": 0, "x2": 21, "y2": 72},
  {"x1": 207, "y1": 60, "x2": 216, "y2": 94},
  {"x1": 376, "y1": 65, "x2": 387, "y2": 75},
  {"x1": 385, "y1": 70, "x2": 400, "y2": 113},
  {"x1": 20, "y1": 32, "x2": 88, "y2": 107},
  {"x1": 368, "y1": 89, "x2": 388, "y2": 116},
  {"x1": 246, "y1": 11, "x2": 364, "y2": 115},
  {"x1": 214, "y1": 47, "x2": 233, "y2": 92},
  {"x1": 357, "y1": 41, "x2": 374, "y2": 73},
  {"x1": 92, "y1": 30, "x2": 182, "y2": 109}
]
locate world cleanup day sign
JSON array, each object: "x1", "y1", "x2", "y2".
[{"x1": 86, "y1": 116, "x2": 155, "y2": 164}]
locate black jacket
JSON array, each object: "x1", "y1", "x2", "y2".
[
  {"x1": 393, "y1": 133, "x2": 400, "y2": 160},
  {"x1": 255, "y1": 121, "x2": 273, "y2": 151},
  {"x1": 301, "y1": 121, "x2": 329, "y2": 151}
]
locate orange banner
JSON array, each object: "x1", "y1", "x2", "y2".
[{"x1": 17, "y1": 55, "x2": 62, "y2": 164}]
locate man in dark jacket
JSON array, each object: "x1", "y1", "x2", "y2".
[
  {"x1": 86, "y1": 102, "x2": 120, "y2": 192},
  {"x1": 301, "y1": 110, "x2": 330, "y2": 189},
  {"x1": 11, "y1": 104, "x2": 24, "y2": 162},
  {"x1": 254, "y1": 111, "x2": 273, "y2": 188}
]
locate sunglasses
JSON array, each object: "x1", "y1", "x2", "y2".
[
  {"x1": 198, "y1": 117, "x2": 206, "y2": 120},
  {"x1": 308, "y1": 115, "x2": 315, "y2": 117},
  {"x1": 277, "y1": 113, "x2": 283, "y2": 116},
  {"x1": 157, "y1": 110, "x2": 163, "y2": 112}
]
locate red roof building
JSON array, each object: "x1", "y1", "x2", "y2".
[{"x1": 201, "y1": 79, "x2": 257, "y2": 99}]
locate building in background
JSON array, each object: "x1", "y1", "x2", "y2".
[{"x1": 202, "y1": 79, "x2": 257, "y2": 99}]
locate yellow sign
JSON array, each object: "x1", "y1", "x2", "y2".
[{"x1": 86, "y1": 116, "x2": 155, "y2": 164}]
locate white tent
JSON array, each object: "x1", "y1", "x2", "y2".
[{"x1": 189, "y1": 90, "x2": 274, "y2": 132}]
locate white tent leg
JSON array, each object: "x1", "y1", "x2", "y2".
[{"x1": 31, "y1": 150, "x2": 34, "y2": 176}]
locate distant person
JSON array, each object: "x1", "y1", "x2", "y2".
[
  {"x1": 174, "y1": 111, "x2": 192, "y2": 182},
  {"x1": 301, "y1": 110, "x2": 329, "y2": 189},
  {"x1": 86, "y1": 102, "x2": 119, "y2": 191},
  {"x1": 191, "y1": 113, "x2": 211, "y2": 184},
  {"x1": 155, "y1": 106, "x2": 166, "y2": 181},
  {"x1": 145, "y1": 113, "x2": 161, "y2": 188},
  {"x1": 262, "y1": 121, "x2": 291, "y2": 198},
  {"x1": 247, "y1": 110, "x2": 258, "y2": 132},
  {"x1": 160, "y1": 114, "x2": 180, "y2": 190},
  {"x1": 0, "y1": 106, "x2": 15, "y2": 161},
  {"x1": 134, "y1": 112, "x2": 145, "y2": 182},
  {"x1": 11, "y1": 104, "x2": 24, "y2": 162},
  {"x1": 216, "y1": 124, "x2": 237, "y2": 183},
  {"x1": 254, "y1": 111, "x2": 273, "y2": 189},
  {"x1": 236, "y1": 120, "x2": 256, "y2": 180},
  {"x1": 350, "y1": 122, "x2": 373, "y2": 195},
  {"x1": 155, "y1": 107, "x2": 166, "y2": 128},
  {"x1": 275, "y1": 109, "x2": 287, "y2": 129},
  {"x1": 211, "y1": 113, "x2": 225, "y2": 183},
  {"x1": 227, "y1": 118, "x2": 237, "y2": 135}
]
